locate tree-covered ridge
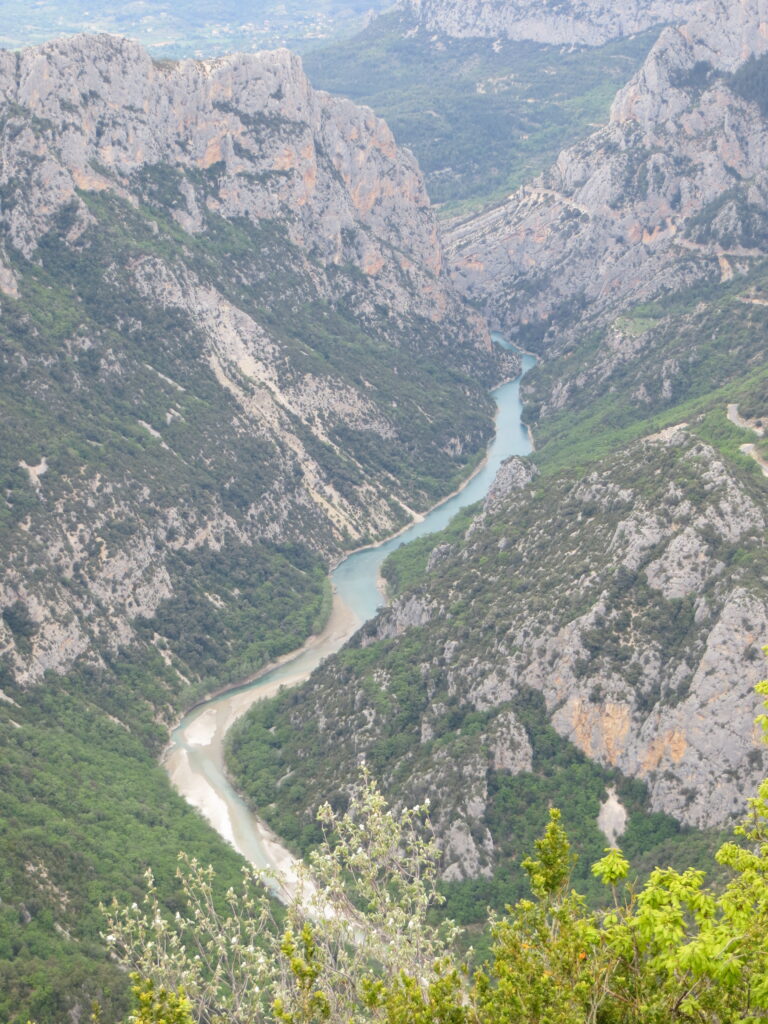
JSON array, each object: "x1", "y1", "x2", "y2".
[
  {"x1": 0, "y1": 37, "x2": 500, "y2": 695},
  {"x1": 0, "y1": 676, "x2": 251, "y2": 1024},
  {"x1": 109, "y1": 746, "x2": 768, "y2": 1023},
  {"x1": 0, "y1": 181, "x2": 493, "y2": 692}
]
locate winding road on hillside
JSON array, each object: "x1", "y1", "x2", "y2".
[{"x1": 727, "y1": 402, "x2": 768, "y2": 479}]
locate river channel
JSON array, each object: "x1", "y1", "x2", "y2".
[{"x1": 163, "y1": 341, "x2": 536, "y2": 895}]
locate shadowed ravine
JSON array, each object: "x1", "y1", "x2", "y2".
[{"x1": 163, "y1": 339, "x2": 536, "y2": 897}]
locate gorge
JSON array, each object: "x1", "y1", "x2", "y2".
[
  {"x1": 164, "y1": 346, "x2": 535, "y2": 888},
  {"x1": 225, "y1": 0, "x2": 768, "y2": 908},
  {"x1": 2, "y1": 0, "x2": 768, "y2": 1018}
]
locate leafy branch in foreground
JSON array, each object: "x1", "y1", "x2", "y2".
[
  {"x1": 109, "y1": 683, "x2": 768, "y2": 1023},
  {"x1": 103, "y1": 859, "x2": 273, "y2": 1023},
  {"x1": 104, "y1": 771, "x2": 455, "y2": 1024}
]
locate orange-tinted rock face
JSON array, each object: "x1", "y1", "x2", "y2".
[
  {"x1": 570, "y1": 698, "x2": 632, "y2": 764},
  {"x1": 640, "y1": 730, "x2": 689, "y2": 774}
]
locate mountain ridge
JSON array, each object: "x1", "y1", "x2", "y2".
[
  {"x1": 398, "y1": 0, "x2": 697, "y2": 46},
  {"x1": 0, "y1": 32, "x2": 498, "y2": 693},
  {"x1": 444, "y1": 0, "x2": 768, "y2": 349}
]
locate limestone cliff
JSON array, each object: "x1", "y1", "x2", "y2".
[
  {"x1": 399, "y1": 0, "x2": 696, "y2": 46},
  {"x1": 445, "y1": 0, "x2": 768, "y2": 347},
  {"x1": 0, "y1": 34, "x2": 467, "y2": 320},
  {"x1": 0, "y1": 34, "x2": 496, "y2": 695}
]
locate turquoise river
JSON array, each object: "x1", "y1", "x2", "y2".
[{"x1": 163, "y1": 342, "x2": 536, "y2": 896}]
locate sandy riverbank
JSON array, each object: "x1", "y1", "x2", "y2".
[{"x1": 162, "y1": 589, "x2": 361, "y2": 889}]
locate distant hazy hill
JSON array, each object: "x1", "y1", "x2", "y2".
[
  {"x1": 399, "y1": 0, "x2": 697, "y2": 45},
  {"x1": 304, "y1": 12, "x2": 659, "y2": 212}
]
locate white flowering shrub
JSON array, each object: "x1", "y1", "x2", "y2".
[
  {"x1": 104, "y1": 771, "x2": 458, "y2": 1024},
  {"x1": 104, "y1": 859, "x2": 274, "y2": 1023}
]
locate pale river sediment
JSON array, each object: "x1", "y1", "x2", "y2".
[{"x1": 163, "y1": 342, "x2": 535, "y2": 897}]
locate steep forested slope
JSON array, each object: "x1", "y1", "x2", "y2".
[{"x1": 0, "y1": 33, "x2": 496, "y2": 695}]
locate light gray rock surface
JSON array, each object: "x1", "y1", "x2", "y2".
[
  {"x1": 483, "y1": 456, "x2": 538, "y2": 514},
  {"x1": 0, "y1": 35, "x2": 467, "y2": 318}
]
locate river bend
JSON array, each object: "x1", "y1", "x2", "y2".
[{"x1": 163, "y1": 344, "x2": 535, "y2": 894}]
